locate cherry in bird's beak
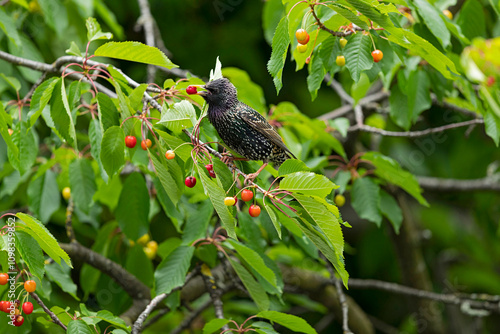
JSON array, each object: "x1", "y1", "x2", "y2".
[{"x1": 196, "y1": 86, "x2": 209, "y2": 96}]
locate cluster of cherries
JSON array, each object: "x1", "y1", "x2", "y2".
[
  {"x1": 124, "y1": 136, "x2": 152, "y2": 150},
  {"x1": 294, "y1": 28, "x2": 384, "y2": 67},
  {"x1": 0, "y1": 273, "x2": 36, "y2": 327},
  {"x1": 224, "y1": 188, "x2": 261, "y2": 218}
]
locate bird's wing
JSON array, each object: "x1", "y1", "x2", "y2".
[{"x1": 239, "y1": 103, "x2": 296, "y2": 159}]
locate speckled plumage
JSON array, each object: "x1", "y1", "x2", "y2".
[{"x1": 200, "y1": 78, "x2": 295, "y2": 165}]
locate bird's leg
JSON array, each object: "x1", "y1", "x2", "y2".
[
  {"x1": 221, "y1": 150, "x2": 248, "y2": 166},
  {"x1": 244, "y1": 163, "x2": 268, "y2": 185}
]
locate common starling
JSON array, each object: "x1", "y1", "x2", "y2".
[{"x1": 197, "y1": 78, "x2": 296, "y2": 182}]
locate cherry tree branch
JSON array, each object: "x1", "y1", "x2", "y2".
[
  {"x1": 417, "y1": 175, "x2": 500, "y2": 192},
  {"x1": 131, "y1": 268, "x2": 200, "y2": 334},
  {"x1": 350, "y1": 119, "x2": 485, "y2": 138},
  {"x1": 348, "y1": 278, "x2": 500, "y2": 314},
  {"x1": 31, "y1": 292, "x2": 67, "y2": 330}
]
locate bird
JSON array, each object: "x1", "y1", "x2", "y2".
[{"x1": 196, "y1": 77, "x2": 296, "y2": 183}]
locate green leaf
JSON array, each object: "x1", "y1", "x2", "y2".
[
  {"x1": 307, "y1": 54, "x2": 326, "y2": 101},
  {"x1": 407, "y1": 70, "x2": 431, "y2": 124},
  {"x1": 0, "y1": 7, "x2": 21, "y2": 47},
  {"x1": 203, "y1": 318, "x2": 231, "y2": 334},
  {"x1": 0, "y1": 103, "x2": 19, "y2": 169},
  {"x1": 456, "y1": 0, "x2": 486, "y2": 40},
  {"x1": 67, "y1": 319, "x2": 94, "y2": 334},
  {"x1": 46, "y1": 262, "x2": 79, "y2": 300},
  {"x1": 291, "y1": 205, "x2": 348, "y2": 286},
  {"x1": 414, "y1": 0, "x2": 450, "y2": 47},
  {"x1": 95, "y1": 41, "x2": 178, "y2": 69},
  {"x1": 100, "y1": 126, "x2": 125, "y2": 178},
  {"x1": 228, "y1": 258, "x2": 270, "y2": 310},
  {"x1": 227, "y1": 239, "x2": 278, "y2": 290},
  {"x1": 330, "y1": 3, "x2": 370, "y2": 30},
  {"x1": 379, "y1": 190, "x2": 403, "y2": 234},
  {"x1": 10, "y1": 121, "x2": 38, "y2": 175},
  {"x1": 15, "y1": 213, "x2": 72, "y2": 268},
  {"x1": 280, "y1": 172, "x2": 338, "y2": 198},
  {"x1": 28, "y1": 77, "x2": 59, "y2": 128},
  {"x1": 182, "y1": 201, "x2": 214, "y2": 244},
  {"x1": 158, "y1": 100, "x2": 196, "y2": 133},
  {"x1": 155, "y1": 246, "x2": 194, "y2": 294},
  {"x1": 267, "y1": 16, "x2": 289, "y2": 94},
  {"x1": 97, "y1": 92, "x2": 120, "y2": 132},
  {"x1": 151, "y1": 153, "x2": 182, "y2": 206},
  {"x1": 115, "y1": 173, "x2": 150, "y2": 240},
  {"x1": 95, "y1": 310, "x2": 129, "y2": 330},
  {"x1": 363, "y1": 152, "x2": 429, "y2": 206},
  {"x1": 278, "y1": 159, "x2": 311, "y2": 176},
  {"x1": 484, "y1": 112, "x2": 500, "y2": 146},
  {"x1": 66, "y1": 41, "x2": 82, "y2": 57},
  {"x1": 86, "y1": 17, "x2": 113, "y2": 42},
  {"x1": 126, "y1": 245, "x2": 154, "y2": 287},
  {"x1": 69, "y1": 159, "x2": 97, "y2": 214},
  {"x1": 0, "y1": 73, "x2": 21, "y2": 92},
  {"x1": 16, "y1": 231, "x2": 45, "y2": 281},
  {"x1": 50, "y1": 79, "x2": 77, "y2": 146},
  {"x1": 343, "y1": 32, "x2": 373, "y2": 82},
  {"x1": 293, "y1": 194, "x2": 344, "y2": 256},
  {"x1": 196, "y1": 164, "x2": 236, "y2": 239},
  {"x1": 27, "y1": 169, "x2": 60, "y2": 222},
  {"x1": 264, "y1": 202, "x2": 281, "y2": 238},
  {"x1": 256, "y1": 311, "x2": 317, "y2": 334},
  {"x1": 129, "y1": 84, "x2": 149, "y2": 111},
  {"x1": 89, "y1": 119, "x2": 108, "y2": 182},
  {"x1": 351, "y1": 177, "x2": 382, "y2": 226},
  {"x1": 389, "y1": 82, "x2": 410, "y2": 129}
]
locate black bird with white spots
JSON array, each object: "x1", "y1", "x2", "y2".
[{"x1": 197, "y1": 78, "x2": 296, "y2": 181}]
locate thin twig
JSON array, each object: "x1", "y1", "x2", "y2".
[
  {"x1": 170, "y1": 299, "x2": 213, "y2": 334},
  {"x1": 417, "y1": 175, "x2": 500, "y2": 192},
  {"x1": 31, "y1": 292, "x2": 67, "y2": 330},
  {"x1": 201, "y1": 265, "x2": 226, "y2": 325},
  {"x1": 348, "y1": 278, "x2": 500, "y2": 313},
  {"x1": 350, "y1": 119, "x2": 485, "y2": 137},
  {"x1": 131, "y1": 269, "x2": 199, "y2": 334},
  {"x1": 64, "y1": 199, "x2": 76, "y2": 242}
]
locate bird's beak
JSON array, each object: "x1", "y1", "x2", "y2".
[{"x1": 196, "y1": 86, "x2": 209, "y2": 96}]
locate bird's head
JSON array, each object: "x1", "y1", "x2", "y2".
[{"x1": 197, "y1": 78, "x2": 238, "y2": 110}]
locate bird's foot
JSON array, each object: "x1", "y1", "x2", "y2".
[
  {"x1": 220, "y1": 153, "x2": 235, "y2": 166},
  {"x1": 244, "y1": 172, "x2": 259, "y2": 185}
]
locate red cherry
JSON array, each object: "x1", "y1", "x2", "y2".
[
  {"x1": 241, "y1": 189, "x2": 253, "y2": 202},
  {"x1": 141, "y1": 139, "x2": 152, "y2": 150},
  {"x1": 487, "y1": 76, "x2": 495, "y2": 87},
  {"x1": 24, "y1": 280, "x2": 36, "y2": 293},
  {"x1": 14, "y1": 315, "x2": 24, "y2": 327},
  {"x1": 0, "y1": 301, "x2": 7, "y2": 313},
  {"x1": 0, "y1": 273, "x2": 8, "y2": 285},
  {"x1": 205, "y1": 164, "x2": 213, "y2": 172},
  {"x1": 185, "y1": 176, "x2": 196, "y2": 188},
  {"x1": 186, "y1": 86, "x2": 197, "y2": 95},
  {"x1": 209, "y1": 170, "x2": 216, "y2": 178},
  {"x1": 22, "y1": 302, "x2": 33, "y2": 315},
  {"x1": 125, "y1": 136, "x2": 137, "y2": 148},
  {"x1": 371, "y1": 49, "x2": 383, "y2": 63},
  {"x1": 249, "y1": 204, "x2": 261, "y2": 218},
  {"x1": 1, "y1": 301, "x2": 12, "y2": 313}
]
